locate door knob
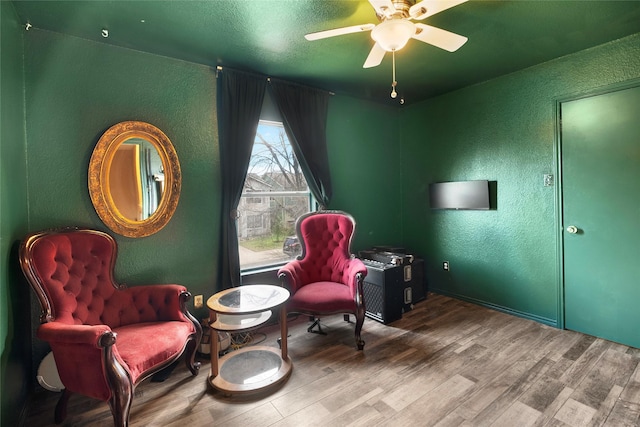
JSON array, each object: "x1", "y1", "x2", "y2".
[{"x1": 566, "y1": 225, "x2": 578, "y2": 234}]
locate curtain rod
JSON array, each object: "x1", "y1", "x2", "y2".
[{"x1": 215, "y1": 65, "x2": 335, "y2": 96}]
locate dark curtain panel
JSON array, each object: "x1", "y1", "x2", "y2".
[
  {"x1": 217, "y1": 70, "x2": 267, "y2": 288},
  {"x1": 268, "y1": 80, "x2": 332, "y2": 208}
]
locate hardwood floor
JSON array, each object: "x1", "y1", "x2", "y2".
[{"x1": 23, "y1": 293, "x2": 640, "y2": 426}]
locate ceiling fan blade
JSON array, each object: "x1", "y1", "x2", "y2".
[
  {"x1": 305, "y1": 24, "x2": 375, "y2": 41},
  {"x1": 368, "y1": 0, "x2": 396, "y2": 19},
  {"x1": 412, "y1": 23, "x2": 468, "y2": 52},
  {"x1": 363, "y1": 42, "x2": 386, "y2": 68},
  {"x1": 410, "y1": 0, "x2": 468, "y2": 20}
]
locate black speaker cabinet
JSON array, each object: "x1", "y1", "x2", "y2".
[
  {"x1": 362, "y1": 259, "x2": 427, "y2": 324},
  {"x1": 403, "y1": 258, "x2": 426, "y2": 311},
  {"x1": 362, "y1": 264, "x2": 404, "y2": 324}
]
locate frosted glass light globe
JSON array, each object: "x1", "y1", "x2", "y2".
[{"x1": 371, "y1": 19, "x2": 415, "y2": 52}]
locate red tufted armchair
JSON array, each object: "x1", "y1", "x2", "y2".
[
  {"x1": 19, "y1": 228, "x2": 202, "y2": 427},
  {"x1": 277, "y1": 211, "x2": 367, "y2": 350}
]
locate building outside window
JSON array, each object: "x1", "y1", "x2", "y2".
[{"x1": 237, "y1": 120, "x2": 313, "y2": 270}]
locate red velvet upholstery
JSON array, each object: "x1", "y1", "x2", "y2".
[
  {"x1": 278, "y1": 211, "x2": 367, "y2": 350},
  {"x1": 20, "y1": 228, "x2": 202, "y2": 427}
]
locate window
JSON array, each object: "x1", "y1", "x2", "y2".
[
  {"x1": 246, "y1": 214, "x2": 264, "y2": 229},
  {"x1": 237, "y1": 120, "x2": 314, "y2": 270}
]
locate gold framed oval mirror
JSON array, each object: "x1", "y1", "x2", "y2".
[{"x1": 88, "y1": 121, "x2": 181, "y2": 238}]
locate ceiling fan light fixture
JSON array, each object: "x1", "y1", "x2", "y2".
[
  {"x1": 371, "y1": 19, "x2": 415, "y2": 52},
  {"x1": 304, "y1": 0, "x2": 468, "y2": 100}
]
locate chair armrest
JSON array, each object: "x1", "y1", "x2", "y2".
[
  {"x1": 37, "y1": 322, "x2": 112, "y2": 346},
  {"x1": 342, "y1": 258, "x2": 367, "y2": 299},
  {"x1": 343, "y1": 258, "x2": 367, "y2": 284},
  {"x1": 37, "y1": 322, "x2": 120, "y2": 401},
  {"x1": 278, "y1": 261, "x2": 302, "y2": 293}
]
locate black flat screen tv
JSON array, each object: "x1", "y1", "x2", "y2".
[{"x1": 429, "y1": 180, "x2": 490, "y2": 210}]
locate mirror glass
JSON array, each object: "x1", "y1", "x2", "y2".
[
  {"x1": 89, "y1": 121, "x2": 181, "y2": 238},
  {"x1": 109, "y1": 137, "x2": 164, "y2": 221}
]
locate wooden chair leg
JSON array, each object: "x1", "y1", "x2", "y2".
[
  {"x1": 354, "y1": 310, "x2": 365, "y2": 351},
  {"x1": 54, "y1": 388, "x2": 71, "y2": 423},
  {"x1": 183, "y1": 309, "x2": 203, "y2": 376},
  {"x1": 108, "y1": 382, "x2": 133, "y2": 427},
  {"x1": 184, "y1": 337, "x2": 201, "y2": 376}
]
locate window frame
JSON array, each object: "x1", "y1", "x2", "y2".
[{"x1": 237, "y1": 120, "x2": 317, "y2": 272}]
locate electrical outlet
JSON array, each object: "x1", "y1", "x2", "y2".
[
  {"x1": 443, "y1": 261, "x2": 450, "y2": 271},
  {"x1": 194, "y1": 295, "x2": 203, "y2": 308}
]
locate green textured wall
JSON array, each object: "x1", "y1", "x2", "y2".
[
  {"x1": 327, "y1": 95, "x2": 402, "y2": 251},
  {"x1": 1, "y1": 3, "x2": 30, "y2": 426},
  {"x1": 400, "y1": 33, "x2": 640, "y2": 325},
  {"x1": 23, "y1": 29, "x2": 220, "y2": 356}
]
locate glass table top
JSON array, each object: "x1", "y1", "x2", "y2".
[
  {"x1": 219, "y1": 349, "x2": 283, "y2": 385},
  {"x1": 207, "y1": 284, "x2": 290, "y2": 314},
  {"x1": 211, "y1": 311, "x2": 272, "y2": 332}
]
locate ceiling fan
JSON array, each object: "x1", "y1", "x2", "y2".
[
  {"x1": 305, "y1": 0, "x2": 468, "y2": 69},
  {"x1": 305, "y1": 0, "x2": 468, "y2": 100}
]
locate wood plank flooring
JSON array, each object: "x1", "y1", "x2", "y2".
[{"x1": 22, "y1": 293, "x2": 640, "y2": 426}]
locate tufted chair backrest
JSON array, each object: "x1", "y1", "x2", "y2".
[
  {"x1": 295, "y1": 211, "x2": 356, "y2": 285},
  {"x1": 20, "y1": 229, "x2": 166, "y2": 328}
]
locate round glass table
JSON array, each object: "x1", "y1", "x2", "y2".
[{"x1": 206, "y1": 284, "x2": 292, "y2": 396}]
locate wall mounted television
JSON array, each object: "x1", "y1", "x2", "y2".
[{"x1": 429, "y1": 180, "x2": 490, "y2": 210}]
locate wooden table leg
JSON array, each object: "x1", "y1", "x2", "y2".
[
  {"x1": 209, "y1": 311, "x2": 219, "y2": 378},
  {"x1": 280, "y1": 306, "x2": 288, "y2": 360}
]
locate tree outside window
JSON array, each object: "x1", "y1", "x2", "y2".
[{"x1": 237, "y1": 121, "x2": 313, "y2": 270}]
